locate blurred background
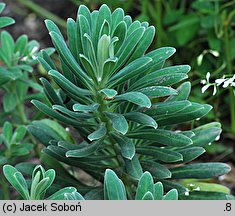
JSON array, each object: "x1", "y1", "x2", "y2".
[{"x1": 1, "y1": 0, "x2": 235, "y2": 192}]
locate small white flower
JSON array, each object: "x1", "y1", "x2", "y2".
[
  {"x1": 206, "y1": 72, "x2": 210, "y2": 81},
  {"x1": 223, "y1": 74, "x2": 235, "y2": 88},
  {"x1": 184, "y1": 191, "x2": 189, "y2": 196},
  {"x1": 197, "y1": 54, "x2": 203, "y2": 66},
  {"x1": 194, "y1": 187, "x2": 200, "y2": 191},
  {"x1": 212, "y1": 85, "x2": 217, "y2": 95},
  {"x1": 200, "y1": 79, "x2": 206, "y2": 85},
  {"x1": 201, "y1": 84, "x2": 210, "y2": 93},
  {"x1": 215, "y1": 77, "x2": 226, "y2": 86},
  {"x1": 201, "y1": 72, "x2": 217, "y2": 95},
  {"x1": 209, "y1": 50, "x2": 219, "y2": 57}
]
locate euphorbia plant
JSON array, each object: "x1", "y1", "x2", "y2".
[
  {"x1": 3, "y1": 164, "x2": 84, "y2": 200},
  {"x1": 29, "y1": 4, "x2": 232, "y2": 200}
]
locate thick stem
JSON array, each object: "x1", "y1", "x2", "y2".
[{"x1": 95, "y1": 93, "x2": 125, "y2": 170}]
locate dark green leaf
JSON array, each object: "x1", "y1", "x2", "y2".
[
  {"x1": 73, "y1": 103, "x2": 99, "y2": 112},
  {"x1": 136, "y1": 146, "x2": 183, "y2": 163},
  {"x1": 114, "y1": 92, "x2": 151, "y2": 108},
  {"x1": 128, "y1": 129, "x2": 192, "y2": 147},
  {"x1": 66, "y1": 139, "x2": 103, "y2": 158},
  {"x1": 171, "y1": 163, "x2": 231, "y2": 179},
  {"x1": 99, "y1": 88, "x2": 117, "y2": 99},
  {"x1": 124, "y1": 155, "x2": 143, "y2": 180},
  {"x1": 139, "y1": 86, "x2": 178, "y2": 98},
  {"x1": 125, "y1": 112, "x2": 157, "y2": 129},
  {"x1": 141, "y1": 160, "x2": 171, "y2": 179},
  {"x1": 166, "y1": 82, "x2": 191, "y2": 101},
  {"x1": 104, "y1": 112, "x2": 128, "y2": 135},
  {"x1": 88, "y1": 123, "x2": 107, "y2": 141},
  {"x1": 111, "y1": 133, "x2": 135, "y2": 160}
]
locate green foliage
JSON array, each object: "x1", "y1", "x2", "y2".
[
  {"x1": 3, "y1": 164, "x2": 84, "y2": 200},
  {"x1": 0, "y1": 3, "x2": 15, "y2": 28},
  {"x1": 104, "y1": 169, "x2": 178, "y2": 200},
  {"x1": 27, "y1": 4, "x2": 232, "y2": 200},
  {"x1": 0, "y1": 30, "x2": 54, "y2": 125},
  {"x1": 0, "y1": 122, "x2": 32, "y2": 166}
]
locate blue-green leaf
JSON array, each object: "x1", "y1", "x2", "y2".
[
  {"x1": 88, "y1": 123, "x2": 107, "y2": 141},
  {"x1": 111, "y1": 133, "x2": 135, "y2": 160},
  {"x1": 104, "y1": 112, "x2": 128, "y2": 135},
  {"x1": 170, "y1": 163, "x2": 231, "y2": 179},
  {"x1": 135, "y1": 171, "x2": 154, "y2": 200},
  {"x1": 163, "y1": 189, "x2": 178, "y2": 200},
  {"x1": 104, "y1": 169, "x2": 127, "y2": 200},
  {"x1": 66, "y1": 140, "x2": 102, "y2": 158},
  {"x1": 124, "y1": 112, "x2": 157, "y2": 129},
  {"x1": 114, "y1": 92, "x2": 151, "y2": 108}
]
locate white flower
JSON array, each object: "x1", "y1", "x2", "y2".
[
  {"x1": 223, "y1": 75, "x2": 235, "y2": 88},
  {"x1": 201, "y1": 72, "x2": 217, "y2": 95},
  {"x1": 201, "y1": 84, "x2": 210, "y2": 93},
  {"x1": 215, "y1": 77, "x2": 226, "y2": 86},
  {"x1": 197, "y1": 54, "x2": 203, "y2": 66},
  {"x1": 194, "y1": 187, "x2": 200, "y2": 191},
  {"x1": 201, "y1": 72, "x2": 211, "y2": 87},
  {"x1": 206, "y1": 72, "x2": 210, "y2": 81},
  {"x1": 209, "y1": 50, "x2": 219, "y2": 57},
  {"x1": 212, "y1": 85, "x2": 217, "y2": 95}
]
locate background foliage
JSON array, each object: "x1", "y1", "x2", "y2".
[{"x1": 0, "y1": 0, "x2": 235, "y2": 199}]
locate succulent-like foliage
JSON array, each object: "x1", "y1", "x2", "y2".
[
  {"x1": 3, "y1": 164, "x2": 84, "y2": 200},
  {"x1": 29, "y1": 4, "x2": 231, "y2": 199},
  {"x1": 103, "y1": 169, "x2": 178, "y2": 200}
]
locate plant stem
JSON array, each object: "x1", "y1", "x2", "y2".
[
  {"x1": 224, "y1": 22, "x2": 235, "y2": 133},
  {"x1": 16, "y1": 102, "x2": 28, "y2": 125},
  {"x1": 16, "y1": 0, "x2": 67, "y2": 28},
  {"x1": 95, "y1": 93, "x2": 125, "y2": 170}
]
